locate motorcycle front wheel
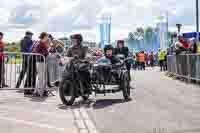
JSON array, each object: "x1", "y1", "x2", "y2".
[{"x1": 59, "y1": 80, "x2": 76, "y2": 106}]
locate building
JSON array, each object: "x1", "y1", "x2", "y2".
[{"x1": 99, "y1": 15, "x2": 111, "y2": 48}]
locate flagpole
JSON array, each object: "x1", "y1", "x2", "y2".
[
  {"x1": 196, "y1": 0, "x2": 199, "y2": 43},
  {"x1": 166, "y1": 11, "x2": 169, "y2": 48}
]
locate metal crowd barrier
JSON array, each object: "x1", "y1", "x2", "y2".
[
  {"x1": 167, "y1": 54, "x2": 200, "y2": 81},
  {"x1": 0, "y1": 52, "x2": 46, "y2": 90}
]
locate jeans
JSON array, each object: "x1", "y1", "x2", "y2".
[
  {"x1": 0, "y1": 60, "x2": 5, "y2": 87},
  {"x1": 35, "y1": 62, "x2": 47, "y2": 96}
]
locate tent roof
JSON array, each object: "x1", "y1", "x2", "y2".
[{"x1": 182, "y1": 32, "x2": 199, "y2": 39}]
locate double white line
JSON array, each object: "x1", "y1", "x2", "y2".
[{"x1": 73, "y1": 107, "x2": 98, "y2": 133}]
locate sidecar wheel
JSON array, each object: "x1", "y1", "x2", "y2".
[
  {"x1": 59, "y1": 80, "x2": 76, "y2": 106},
  {"x1": 121, "y1": 72, "x2": 131, "y2": 101}
]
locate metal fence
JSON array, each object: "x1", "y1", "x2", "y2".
[
  {"x1": 0, "y1": 52, "x2": 64, "y2": 91},
  {"x1": 167, "y1": 54, "x2": 200, "y2": 81}
]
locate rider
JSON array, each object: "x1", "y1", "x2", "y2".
[
  {"x1": 67, "y1": 34, "x2": 88, "y2": 59},
  {"x1": 114, "y1": 40, "x2": 129, "y2": 58},
  {"x1": 114, "y1": 40, "x2": 131, "y2": 78},
  {"x1": 54, "y1": 34, "x2": 91, "y2": 92}
]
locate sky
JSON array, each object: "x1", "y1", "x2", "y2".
[{"x1": 0, "y1": 0, "x2": 198, "y2": 42}]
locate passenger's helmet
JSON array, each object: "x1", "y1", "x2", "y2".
[
  {"x1": 117, "y1": 40, "x2": 124, "y2": 48},
  {"x1": 104, "y1": 45, "x2": 113, "y2": 53},
  {"x1": 117, "y1": 40, "x2": 124, "y2": 44}
]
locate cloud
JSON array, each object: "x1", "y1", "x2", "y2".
[
  {"x1": 0, "y1": 0, "x2": 198, "y2": 42},
  {"x1": 9, "y1": 5, "x2": 41, "y2": 27}
]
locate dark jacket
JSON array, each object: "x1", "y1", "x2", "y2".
[
  {"x1": 67, "y1": 45, "x2": 88, "y2": 59},
  {"x1": 20, "y1": 36, "x2": 33, "y2": 53},
  {"x1": 114, "y1": 47, "x2": 129, "y2": 58},
  {"x1": 108, "y1": 56, "x2": 121, "y2": 65},
  {"x1": 98, "y1": 55, "x2": 121, "y2": 65}
]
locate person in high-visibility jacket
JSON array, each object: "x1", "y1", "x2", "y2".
[
  {"x1": 138, "y1": 51, "x2": 145, "y2": 70},
  {"x1": 158, "y1": 49, "x2": 165, "y2": 71}
]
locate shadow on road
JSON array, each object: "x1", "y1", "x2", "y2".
[
  {"x1": 57, "y1": 98, "x2": 132, "y2": 110},
  {"x1": 23, "y1": 95, "x2": 53, "y2": 103},
  {"x1": 57, "y1": 99, "x2": 94, "y2": 110},
  {"x1": 29, "y1": 97, "x2": 48, "y2": 102},
  {"x1": 16, "y1": 90, "x2": 24, "y2": 93},
  {"x1": 92, "y1": 98, "x2": 127, "y2": 109}
]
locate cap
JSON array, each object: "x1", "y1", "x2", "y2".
[{"x1": 25, "y1": 31, "x2": 33, "y2": 35}]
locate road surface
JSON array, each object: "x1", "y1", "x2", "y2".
[
  {"x1": 1, "y1": 67, "x2": 200, "y2": 133},
  {"x1": 86, "y1": 68, "x2": 200, "y2": 133}
]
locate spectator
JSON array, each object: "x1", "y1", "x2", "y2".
[
  {"x1": 46, "y1": 34, "x2": 60, "y2": 87},
  {"x1": 47, "y1": 43, "x2": 60, "y2": 84},
  {"x1": 16, "y1": 31, "x2": 33, "y2": 89},
  {"x1": 189, "y1": 38, "x2": 197, "y2": 53},
  {"x1": 158, "y1": 49, "x2": 165, "y2": 71},
  {"x1": 138, "y1": 51, "x2": 145, "y2": 70},
  {"x1": 0, "y1": 32, "x2": 8, "y2": 88},
  {"x1": 149, "y1": 52, "x2": 154, "y2": 67},
  {"x1": 163, "y1": 51, "x2": 167, "y2": 71},
  {"x1": 34, "y1": 32, "x2": 49, "y2": 97},
  {"x1": 175, "y1": 36, "x2": 189, "y2": 54},
  {"x1": 135, "y1": 53, "x2": 139, "y2": 70},
  {"x1": 24, "y1": 40, "x2": 38, "y2": 95},
  {"x1": 132, "y1": 55, "x2": 137, "y2": 70}
]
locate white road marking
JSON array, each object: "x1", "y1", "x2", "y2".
[
  {"x1": 79, "y1": 107, "x2": 99, "y2": 133},
  {"x1": 75, "y1": 119, "x2": 86, "y2": 129},
  {"x1": 74, "y1": 109, "x2": 81, "y2": 120},
  {"x1": 80, "y1": 107, "x2": 89, "y2": 120},
  {"x1": 84, "y1": 120, "x2": 98, "y2": 133},
  {"x1": 79, "y1": 129, "x2": 89, "y2": 133},
  {"x1": 72, "y1": 106, "x2": 98, "y2": 133}
]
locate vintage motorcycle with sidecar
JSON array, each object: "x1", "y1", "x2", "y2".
[{"x1": 59, "y1": 55, "x2": 131, "y2": 106}]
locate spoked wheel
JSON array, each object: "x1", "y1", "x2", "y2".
[
  {"x1": 121, "y1": 72, "x2": 131, "y2": 101},
  {"x1": 82, "y1": 94, "x2": 90, "y2": 101},
  {"x1": 59, "y1": 80, "x2": 76, "y2": 106}
]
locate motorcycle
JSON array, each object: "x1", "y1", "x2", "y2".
[{"x1": 59, "y1": 56, "x2": 131, "y2": 106}]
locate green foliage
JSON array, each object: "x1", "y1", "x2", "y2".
[
  {"x1": 5, "y1": 41, "x2": 20, "y2": 52},
  {"x1": 144, "y1": 26, "x2": 154, "y2": 40}
]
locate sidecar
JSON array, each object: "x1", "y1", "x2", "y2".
[{"x1": 91, "y1": 57, "x2": 131, "y2": 100}]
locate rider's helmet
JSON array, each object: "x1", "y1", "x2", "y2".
[
  {"x1": 117, "y1": 40, "x2": 124, "y2": 48},
  {"x1": 70, "y1": 34, "x2": 83, "y2": 46},
  {"x1": 104, "y1": 45, "x2": 113, "y2": 58}
]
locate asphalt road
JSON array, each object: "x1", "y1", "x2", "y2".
[
  {"x1": 86, "y1": 68, "x2": 200, "y2": 133},
  {"x1": 0, "y1": 90, "x2": 80, "y2": 133}
]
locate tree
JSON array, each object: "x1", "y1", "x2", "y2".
[
  {"x1": 11, "y1": 42, "x2": 16, "y2": 45},
  {"x1": 134, "y1": 27, "x2": 144, "y2": 40},
  {"x1": 145, "y1": 26, "x2": 153, "y2": 39},
  {"x1": 128, "y1": 32, "x2": 135, "y2": 40}
]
